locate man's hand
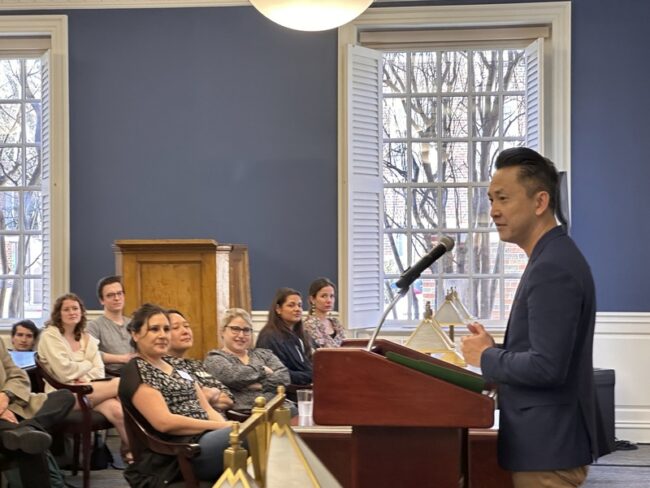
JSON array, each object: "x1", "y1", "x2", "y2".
[
  {"x1": 460, "y1": 322, "x2": 495, "y2": 367},
  {"x1": 0, "y1": 408, "x2": 18, "y2": 424},
  {"x1": 214, "y1": 392, "x2": 234, "y2": 411},
  {"x1": 203, "y1": 387, "x2": 234, "y2": 411},
  {"x1": 262, "y1": 366, "x2": 273, "y2": 375},
  {"x1": 0, "y1": 392, "x2": 10, "y2": 415}
]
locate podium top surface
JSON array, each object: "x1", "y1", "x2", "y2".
[{"x1": 113, "y1": 239, "x2": 219, "y2": 252}]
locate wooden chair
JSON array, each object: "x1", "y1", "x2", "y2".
[
  {"x1": 122, "y1": 403, "x2": 213, "y2": 488},
  {"x1": 225, "y1": 410, "x2": 251, "y2": 422},
  {"x1": 34, "y1": 356, "x2": 113, "y2": 488}
]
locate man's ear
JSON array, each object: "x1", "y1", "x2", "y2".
[{"x1": 535, "y1": 190, "x2": 550, "y2": 216}]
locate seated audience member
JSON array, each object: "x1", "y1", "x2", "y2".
[
  {"x1": 87, "y1": 276, "x2": 136, "y2": 375},
  {"x1": 204, "y1": 308, "x2": 290, "y2": 412},
  {"x1": 119, "y1": 304, "x2": 233, "y2": 484},
  {"x1": 256, "y1": 288, "x2": 312, "y2": 386},
  {"x1": 166, "y1": 309, "x2": 234, "y2": 412},
  {"x1": 37, "y1": 293, "x2": 131, "y2": 463},
  {"x1": 303, "y1": 278, "x2": 345, "y2": 348},
  {"x1": 0, "y1": 338, "x2": 75, "y2": 486},
  {"x1": 10, "y1": 320, "x2": 39, "y2": 351}
]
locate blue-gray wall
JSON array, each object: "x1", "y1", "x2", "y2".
[
  {"x1": 571, "y1": 0, "x2": 650, "y2": 311},
  {"x1": 65, "y1": 8, "x2": 338, "y2": 309},
  {"x1": 45, "y1": 0, "x2": 650, "y2": 311}
]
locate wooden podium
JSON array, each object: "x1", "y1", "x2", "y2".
[
  {"x1": 113, "y1": 239, "x2": 251, "y2": 359},
  {"x1": 313, "y1": 339, "x2": 495, "y2": 488}
]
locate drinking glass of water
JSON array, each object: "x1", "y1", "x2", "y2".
[{"x1": 297, "y1": 389, "x2": 313, "y2": 419}]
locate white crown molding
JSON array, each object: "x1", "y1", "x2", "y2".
[{"x1": 0, "y1": 0, "x2": 248, "y2": 10}]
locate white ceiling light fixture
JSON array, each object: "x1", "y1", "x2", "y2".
[{"x1": 250, "y1": 0, "x2": 373, "y2": 32}]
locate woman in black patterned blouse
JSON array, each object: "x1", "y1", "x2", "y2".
[
  {"x1": 118, "y1": 304, "x2": 232, "y2": 483},
  {"x1": 166, "y1": 309, "x2": 234, "y2": 412},
  {"x1": 204, "y1": 308, "x2": 290, "y2": 412}
]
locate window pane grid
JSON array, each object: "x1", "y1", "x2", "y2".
[
  {"x1": 0, "y1": 58, "x2": 42, "y2": 320},
  {"x1": 382, "y1": 47, "x2": 527, "y2": 321}
]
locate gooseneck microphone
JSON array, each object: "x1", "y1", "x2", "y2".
[
  {"x1": 366, "y1": 235, "x2": 455, "y2": 352},
  {"x1": 394, "y1": 236, "x2": 455, "y2": 291}
]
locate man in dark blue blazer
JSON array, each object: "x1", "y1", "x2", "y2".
[{"x1": 461, "y1": 147, "x2": 599, "y2": 488}]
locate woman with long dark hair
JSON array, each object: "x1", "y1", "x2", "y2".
[
  {"x1": 119, "y1": 303, "x2": 232, "y2": 484},
  {"x1": 303, "y1": 277, "x2": 345, "y2": 348},
  {"x1": 256, "y1": 288, "x2": 312, "y2": 385}
]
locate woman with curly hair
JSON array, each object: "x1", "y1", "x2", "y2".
[{"x1": 37, "y1": 293, "x2": 131, "y2": 462}]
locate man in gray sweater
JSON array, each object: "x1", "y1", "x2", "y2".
[{"x1": 87, "y1": 275, "x2": 135, "y2": 375}]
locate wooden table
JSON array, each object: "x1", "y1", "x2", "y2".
[{"x1": 293, "y1": 418, "x2": 513, "y2": 488}]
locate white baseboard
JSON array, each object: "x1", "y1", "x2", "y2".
[{"x1": 593, "y1": 312, "x2": 650, "y2": 443}]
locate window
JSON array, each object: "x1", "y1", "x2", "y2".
[
  {"x1": 381, "y1": 43, "x2": 546, "y2": 322},
  {"x1": 338, "y1": 3, "x2": 571, "y2": 328},
  {"x1": 0, "y1": 55, "x2": 45, "y2": 319},
  {"x1": 0, "y1": 16, "x2": 69, "y2": 325}
]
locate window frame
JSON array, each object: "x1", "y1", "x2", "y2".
[
  {"x1": 0, "y1": 15, "x2": 69, "y2": 326},
  {"x1": 338, "y1": 2, "x2": 571, "y2": 330}
]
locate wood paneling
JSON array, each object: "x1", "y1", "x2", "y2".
[{"x1": 114, "y1": 239, "x2": 250, "y2": 359}]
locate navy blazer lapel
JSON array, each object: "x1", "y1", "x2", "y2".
[{"x1": 502, "y1": 226, "x2": 565, "y2": 347}]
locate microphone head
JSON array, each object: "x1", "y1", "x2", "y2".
[{"x1": 439, "y1": 235, "x2": 455, "y2": 252}]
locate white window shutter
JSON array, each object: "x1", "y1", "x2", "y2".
[
  {"x1": 345, "y1": 45, "x2": 384, "y2": 329},
  {"x1": 40, "y1": 50, "x2": 51, "y2": 317},
  {"x1": 524, "y1": 38, "x2": 544, "y2": 152}
]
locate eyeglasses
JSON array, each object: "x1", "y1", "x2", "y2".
[
  {"x1": 105, "y1": 291, "x2": 124, "y2": 300},
  {"x1": 226, "y1": 325, "x2": 253, "y2": 335}
]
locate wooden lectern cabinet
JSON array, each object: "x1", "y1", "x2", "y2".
[
  {"x1": 313, "y1": 339, "x2": 495, "y2": 488},
  {"x1": 113, "y1": 239, "x2": 251, "y2": 359}
]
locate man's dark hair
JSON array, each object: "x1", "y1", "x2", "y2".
[
  {"x1": 495, "y1": 147, "x2": 559, "y2": 212},
  {"x1": 11, "y1": 319, "x2": 39, "y2": 339},
  {"x1": 96, "y1": 275, "x2": 123, "y2": 300},
  {"x1": 166, "y1": 309, "x2": 186, "y2": 319}
]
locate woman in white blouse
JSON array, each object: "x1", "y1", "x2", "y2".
[{"x1": 37, "y1": 293, "x2": 131, "y2": 462}]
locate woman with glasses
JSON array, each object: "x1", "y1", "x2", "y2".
[{"x1": 204, "y1": 308, "x2": 289, "y2": 412}]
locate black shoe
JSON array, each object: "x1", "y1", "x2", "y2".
[
  {"x1": 1, "y1": 425, "x2": 52, "y2": 454},
  {"x1": 615, "y1": 438, "x2": 638, "y2": 451}
]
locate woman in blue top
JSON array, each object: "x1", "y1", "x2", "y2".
[{"x1": 255, "y1": 288, "x2": 312, "y2": 386}]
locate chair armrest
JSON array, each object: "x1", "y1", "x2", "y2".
[
  {"x1": 226, "y1": 409, "x2": 251, "y2": 422},
  {"x1": 146, "y1": 436, "x2": 201, "y2": 459},
  {"x1": 35, "y1": 356, "x2": 95, "y2": 405},
  {"x1": 123, "y1": 406, "x2": 201, "y2": 460}
]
